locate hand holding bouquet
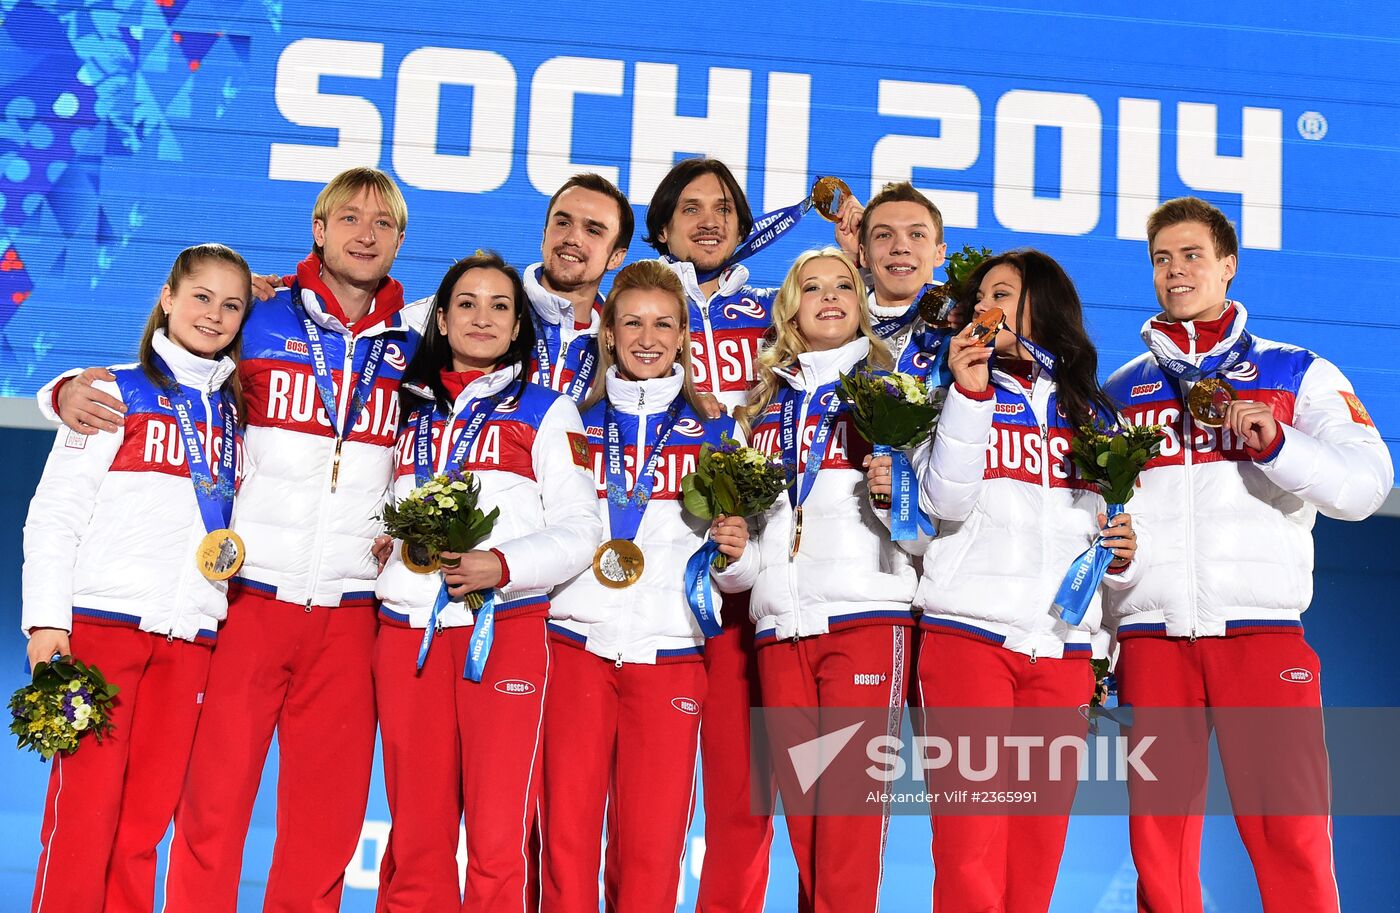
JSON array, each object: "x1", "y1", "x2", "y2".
[
  {"x1": 1053, "y1": 421, "x2": 1164, "y2": 625},
  {"x1": 681, "y1": 436, "x2": 790, "y2": 570},
  {"x1": 10, "y1": 656, "x2": 120, "y2": 760},
  {"x1": 381, "y1": 469, "x2": 500, "y2": 610},
  {"x1": 837, "y1": 368, "x2": 942, "y2": 537}
]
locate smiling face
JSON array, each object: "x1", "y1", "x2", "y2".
[
  {"x1": 161, "y1": 261, "x2": 249, "y2": 358},
  {"x1": 605, "y1": 288, "x2": 685, "y2": 381},
  {"x1": 974, "y1": 263, "x2": 1033, "y2": 357},
  {"x1": 657, "y1": 172, "x2": 742, "y2": 274},
  {"x1": 437, "y1": 267, "x2": 521, "y2": 372},
  {"x1": 793, "y1": 257, "x2": 862, "y2": 352},
  {"x1": 860, "y1": 200, "x2": 947, "y2": 304},
  {"x1": 1151, "y1": 220, "x2": 1236, "y2": 323},
  {"x1": 312, "y1": 185, "x2": 405, "y2": 290},
  {"x1": 540, "y1": 185, "x2": 627, "y2": 293}
]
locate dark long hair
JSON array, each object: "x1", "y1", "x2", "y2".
[
  {"x1": 399, "y1": 251, "x2": 537, "y2": 422},
  {"x1": 964, "y1": 250, "x2": 1115, "y2": 428},
  {"x1": 642, "y1": 157, "x2": 754, "y2": 257}
]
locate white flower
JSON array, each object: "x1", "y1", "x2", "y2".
[
  {"x1": 73, "y1": 717, "x2": 89, "y2": 731},
  {"x1": 74, "y1": 703, "x2": 92, "y2": 721}
]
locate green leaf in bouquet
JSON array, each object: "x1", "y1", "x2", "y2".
[
  {"x1": 712, "y1": 472, "x2": 740, "y2": 517},
  {"x1": 1096, "y1": 450, "x2": 1111, "y2": 468},
  {"x1": 681, "y1": 478, "x2": 714, "y2": 521}
]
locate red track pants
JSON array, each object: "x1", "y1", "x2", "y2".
[
  {"x1": 164, "y1": 592, "x2": 378, "y2": 913},
  {"x1": 31, "y1": 621, "x2": 211, "y2": 913},
  {"x1": 1116, "y1": 633, "x2": 1339, "y2": 913},
  {"x1": 696, "y1": 599, "x2": 774, "y2": 913},
  {"x1": 916, "y1": 630, "x2": 1093, "y2": 913},
  {"x1": 539, "y1": 644, "x2": 706, "y2": 913},
  {"x1": 374, "y1": 617, "x2": 550, "y2": 913},
  {"x1": 759, "y1": 624, "x2": 910, "y2": 913}
]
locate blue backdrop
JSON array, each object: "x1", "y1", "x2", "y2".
[{"x1": 3, "y1": 0, "x2": 1399, "y2": 909}]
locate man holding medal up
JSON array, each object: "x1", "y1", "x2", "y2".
[{"x1": 1103, "y1": 196, "x2": 1393, "y2": 913}]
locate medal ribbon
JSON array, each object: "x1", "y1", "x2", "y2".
[
  {"x1": 412, "y1": 390, "x2": 512, "y2": 673},
  {"x1": 603, "y1": 396, "x2": 686, "y2": 542},
  {"x1": 872, "y1": 442, "x2": 936, "y2": 541},
  {"x1": 532, "y1": 312, "x2": 599, "y2": 402},
  {"x1": 683, "y1": 538, "x2": 725, "y2": 639},
  {"x1": 871, "y1": 286, "x2": 933, "y2": 341},
  {"x1": 1052, "y1": 502, "x2": 1124, "y2": 626},
  {"x1": 1153, "y1": 327, "x2": 1253, "y2": 384},
  {"x1": 783, "y1": 383, "x2": 843, "y2": 513},
  {"x1": 153, "y1": 355, "x2": 237, "y2": 537},
  {"x1": 296, "y1": 296, "x2": 387, "y2": 441}
]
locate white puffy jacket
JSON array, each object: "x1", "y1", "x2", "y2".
[
  {"x1": 549, "y1": 366, "x2": 759, "y2": 663},
  {"x1": 23, "y1": 331, "x2": 239, "y2": 643},
  {"x1": 914, "y1": 370, "x2": 1141, "y2": 660},
  {"x1": 375, "y1": 365, "x2": 602, "y2": 628},
  {"x1": 661, "y1": 258, "x2": 776, "y2": 412},
  {"x1": 746, "y1": 337, "x2": 918, "y2": 643},
  {"x1": 1103, "y1": 303, "x2": 1393, "y2": 639}
]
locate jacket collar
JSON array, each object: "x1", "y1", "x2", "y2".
[
  {"x1": 294, "y1": 253, "x2": 407, "y2": 338},
  {"x1": 603, "y1": 364, "x2": 685, "y2": 415},
  {"x1": 660, "y1": 256, "x2": 751, "y2": 305},
  {"x1": 524, "y1": 262, "x2": 602, "y2": 332},
  {"x1": 1142, "y1": 300, "x2": 1250, "y2": 365},
  {"x1": 151, "y1": 330, "x2": 235, "y2": 393},
  {"x1": 774, "y1": 336, "x2": 871, "y2": 392}
]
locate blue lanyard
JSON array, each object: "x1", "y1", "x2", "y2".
[
  {"x1": 296, "y1": 297, "x2": 387, "y2": 440},
  {"x1": 413, "y1": 390, "x2": 513, "y2": 485},
  {"x1": 604, "y1": 396, "x2": 686, "y2": 541},
  {"x1": 871, "y1": 286, "x2": 931, "y2": 341},
  {"x1": 532, "y1": 316, "x2": 599, "y2": 402},
  {"x1": 1155, "y1": 327, "x2": 1253, "y2": 383},
  {"x1": 1013, "y1": 334, "x2": 1058, "y2": 378},
  {"x1": 152, "y1": 356, "x2": 237, "y2": 534},
  {"x1": 782, "y1": 383, "x2": 843, "y2": 512}
]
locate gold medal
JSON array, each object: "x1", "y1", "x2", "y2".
[
  {"x1": 810, "y1": 176, "x2": 852, "y2": 222},
  {"x1": 1188, "y1": 377, "x2": 1237, "y2": 428},
  {"x1": 400, "y1": 541, "x2": 441, "y2": 575},
  {"x1": 789, "y1": 506, "x2": 804, "y2": 559},
  {"x1": 196, "y1": 529, "x2": 245, "y2": 581},
  {"x1": 968, "y1": 305, "x2": 1005, "y2": 344},
  {"x1": 917, "y1": 286, "x2": 954, "y2": 328},
  {"x1": 593, "y1": 539, "x2": 644, "y2": 589}
]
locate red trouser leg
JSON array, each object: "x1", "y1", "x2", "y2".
[
  {"x1": 166, "y1": 594, "x2": 378, "y2": 913},
  {"x1": 607, "y1": 660, "x2": 707, "y2": 913},
  {"x1": 1203, "y1": 635, "x2": 1339, "y2": 913},
  {"x1": 104, "y1": 634, "x2": 212, "y2": 913},
  {"x1": 373, "y1": 624, "x2": 467, "y2": 913},
  {"x1": 1116, "y1": 637, "x2": 1213, "y2": 913},
  {"x1": 761, "y1": 625, "x2": 908, "y2": 913},
  {"x1": 459, "y1": 616, "x2": 550, "y2": 913},
  {"x1": 1001, "y1": 653, "x2": 1093, "y2": 913},
  {"x1": 697, "y1": 597, "x2": 774, "y2": 913},
  {"x1": 540, "y1": 644, "x2": 618, "y2": 913},
  {"x1": 917, "y1": 631, "x2": 1012, "y2": 913},
  {"x1": 32, "y1": 624, "x2": 207, "y2": 913}
]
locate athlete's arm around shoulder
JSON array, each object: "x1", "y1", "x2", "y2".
[
  {"x1": 1254, "y1": 356, "x2": 1393, "y2": 520},
  {"x1": 22, "y1": 378, "x2": 128, "y2": 636},
  {"x1": 494, "y1": 393, "x2": 603, "y2": 592}
]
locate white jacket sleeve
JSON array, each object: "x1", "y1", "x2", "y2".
[
  {"x1": 494, "y1": 398, "x2": 603, "y2": 594},
  {"x1": 713, "y1": 519, "x2": 760, "y2": 594},
  {"x1": 22, "y1": 380, "x2": 126, "y2": 633},
  {"x1": 1254, "y1": 358, "x2": 1393, "y2": 521},
  {"x1": 33, "y1": 367, "x2": 85, "y2": 424},
  {"x1": 917, "y1": 385, "x2": 994, "y2": 522}
]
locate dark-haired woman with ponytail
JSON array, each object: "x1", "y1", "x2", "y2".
[
  {"x1": 372, "y1": 252, "x2": 601, "y2": 913},
  {"x1": 912, "y1": 250, "x2": 1141, "y2": 913}
]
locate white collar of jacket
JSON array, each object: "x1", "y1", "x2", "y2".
[
  {"x1": 774, "y1": 336, "x2": 871, "y2": 392},
  {"x1": 1141, "y1": 299, "x2": 1249, "y2": 365},
  {"x1": 865, "y1": 283, "x2": 938, "y2": 321},
  {"x1": 524, "y1": 261, "x2": 601, "y2": 333},
  {"x1": 447, "y1": 363, "x2": 523, "y2": 414},
  {"x1": 151, "y1": 329, "x2": 235, "y2": 393},
  {"x1": 660, "y1": 255, "x2": 751, "y2": 304},
  {"x1": 296, "y1": 283, "x2": 412, "y2": 338},
  {"x1": 603, "y1": 363, "x2": 685, "y2": 415}
]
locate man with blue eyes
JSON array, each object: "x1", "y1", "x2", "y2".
[
  {"x1": 523, "y1": 173, "x2": 633, "y2": 402},
  {"x1": 644, "y1": 156, "x2": 778, "y2": 913},
  {"x1": 1103, "y1": 196, "x2": 1392, "y2": 913}
]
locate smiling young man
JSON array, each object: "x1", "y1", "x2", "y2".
[
  {"x1": 40, "y1": 167, "x2": 428, "y2": 913},
  {"x1": 523, "y1": 173, "x2": 633, "y2": 402},
  {"x1": 1103, "y1": 197, "x2": 1393, "y2": 913},
  {"x1": 643, "y1": 157, "x2": 778, "y2": 913}
]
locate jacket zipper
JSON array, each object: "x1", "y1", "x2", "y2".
[
  {"x1": 1183, "y1": 328, "x2": 1198, "y2": 641},
  {"x1": 788, "y1": 386, "x2": 813, "y2": 642},
  {"x1": 699, "y1": 294, "x2": 721, "y2": 396},
  {"x1": 303, "y1": 332, "x2": 356, "y2": 610}
]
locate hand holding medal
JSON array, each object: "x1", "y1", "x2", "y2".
[
  {"x1": 1187, "y1": 376, "x2": 1237, "y2": 428},
  {"x1": 945, "y1": 313, "x2": 998, "y2": 393}
]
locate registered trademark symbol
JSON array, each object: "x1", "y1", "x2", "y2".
[{"x1": 1297, "y1": 111, "x2": 1327, "y2": 140}]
